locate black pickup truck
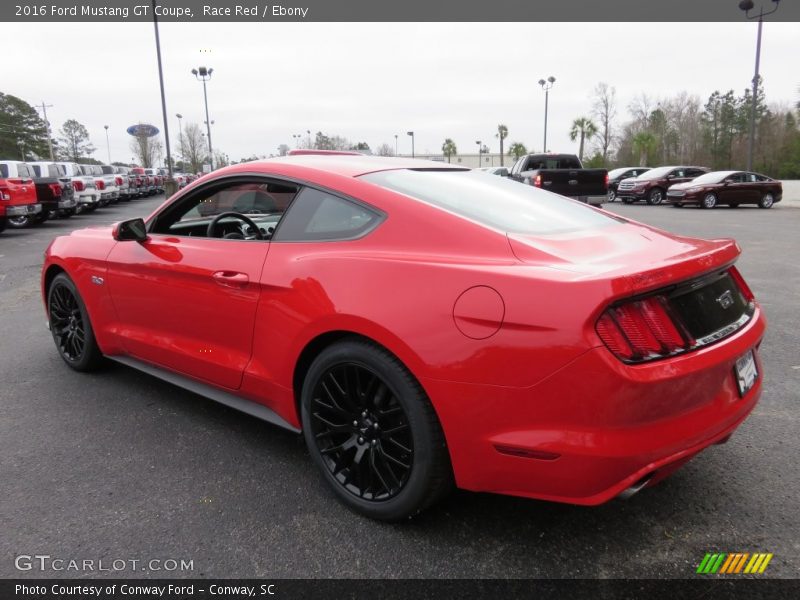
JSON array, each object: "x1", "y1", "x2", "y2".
[{"x1": 508, "y1": 153, "x2": 608, "y2": 205}]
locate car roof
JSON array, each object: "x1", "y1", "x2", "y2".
[{"x1": 246, "y1": 154, "x2": 468, "y2": 178}]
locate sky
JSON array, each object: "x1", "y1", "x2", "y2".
[{"x1": 1, "y1": 22, "x2": 799, "y2": 164}]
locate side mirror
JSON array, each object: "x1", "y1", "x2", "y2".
[{"x1": 113, "y1": 218, "x2": 148, "y2": 242}]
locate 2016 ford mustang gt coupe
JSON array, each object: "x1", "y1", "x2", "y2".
[{"x1": 42, "y1": 152, "x2": 765, "y2": 521}]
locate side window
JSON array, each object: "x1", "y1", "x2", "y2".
[
  {"x1": 274, "y1": 188, "x2": 382, "y2": 242},
  {"x1": 32, "y1": 165, "x2": 43, "y2": 177},
  {"x1": 673, "y1": 169, "x2": 685, "y2": 178},
  {"x1": 151, "y1": 179, "x2": 299, "y2": 239},
  {"x1": 687, "y1": 168, "x2": 705, "y2": 178}
]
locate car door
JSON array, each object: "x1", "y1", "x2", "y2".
[
  {"x1": 743, "y1": 173, "x2": 762, "y2": 203},
  {"x1": 104, "y1": 178, "x2": 285, "y2": 390},
  {"x1": 721, "y1": 172, "x2": 747, "y2": 204}
]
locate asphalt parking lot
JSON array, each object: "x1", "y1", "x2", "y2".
[{"x1": 1, "y1": 196, "x2": 798, "y2": 579}]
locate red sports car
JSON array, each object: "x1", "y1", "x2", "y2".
[{"x1": 42, "y1": 152, "x2": 765, "y2": 520}]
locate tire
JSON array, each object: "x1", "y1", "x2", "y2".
[
  {"x1": 47, "y1": 273, "x2": 104, "y2": 372},
  {"x1": 759, "y1": 193, "x2": 774, "y2": 209},
  {"x1": 0, "y1": 218, "x2": 6, "y2": 234},
  {"x1": 646, "y1": 188, "x2": 664, "y2": 205},
  {"x1": 301, "y1": 338, "x2": 453, "y2": 521},
  {"x1": 7, "y1": 215, "x2": 31, "y2": 228},
  {"x1": 607, "y1": 189, "x2": 616, "y2": 202},
  {"x1": 701, "y1": 193, "x2": 717, "y2": 209}
]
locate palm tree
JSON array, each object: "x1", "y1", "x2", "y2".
[
  {"x1": 569, "y1": 117, "x2": 598, "y2": 162},
  {"x1": 507, "y1": 142, "x2": 527, "y2": 161},
  {"x1": 632, "y1": 132, "x2": 657, "y2": 166},
  {"x1": 495, "y1": 124, "x2": 509, "y2": 166},
  {"x1": 441, "y1": 138, "x2": 457, "y2": 163}
]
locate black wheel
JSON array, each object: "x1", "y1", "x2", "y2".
[
  {"x1": 701, "y1": 193, "x2": 717, "y2": 209},
  {"x1": 759, "y1": 193, "x2": 775, "y2": 209},
  {"x1": 301, "y1": 339, "x2": 453, "y2": 520},
  {"x1": 646, "y1": 188, "x2": 664, "y2": 205},
  {"x1": 47, "y1": 273, "x2": 104, "y2": 371},
  {"x1": 0, "y1": 218, "x2": 6, "y2": 234}
]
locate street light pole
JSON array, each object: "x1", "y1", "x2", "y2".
[
  {"x1": 739, "y1": 0, "x2": 780, "y2": 172},
  {"x1": 104, "y1": 125, "x2": 111, "y2": 164},
  {"x1": 151, "y1": 0, "x2": 175, "y2": 195},
  {"x1": 175, "y1": 113, "x2": 183, "y2": 166},
  {"x1": 538, "y1": 76, "x2": 556, "y2": 152},
  {"x1": 394, "y1": 134, "x2": 398, "y2": 156},
  {"x1": 407, "y1": 131, "x2": 414, "y2": 158},
  {"x1": 475, "y1": 140, "x2": 482, "y2": 167},
  {"x1": 192, "y1": 66, "x2": 214, "y2": 170}
]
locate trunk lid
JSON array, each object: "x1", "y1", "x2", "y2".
[{"x1": 507, "y1": 221, "x2": 741, "y2": 296}]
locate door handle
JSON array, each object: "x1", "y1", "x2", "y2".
[{"x1": 212, "y1": 271, "x2": 249, "y2": 287}]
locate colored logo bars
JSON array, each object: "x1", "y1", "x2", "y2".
[{"x1": 696, "y1": 552, "x2": 773, "y2": 574}]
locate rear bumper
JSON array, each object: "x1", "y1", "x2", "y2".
[
  {"x1": 6, "y1": 203, "x2": 42, "y2": 216},
  {"x1": 76, "y1": 190, "x2": 99, "y2": 205},
  {"x1": 425, "y1": 306, "x2": 766, "y2": 504}
]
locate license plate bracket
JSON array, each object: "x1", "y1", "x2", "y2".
[{"x1": 734, "y1": 350, "x2": 758, "y2": 397}]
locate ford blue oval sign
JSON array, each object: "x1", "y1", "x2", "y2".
[{"x1": 126, "y1": 123, "x2": 159, "y2": 138}]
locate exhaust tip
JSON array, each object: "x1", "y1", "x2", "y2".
[{"x1": 618, "y1": 473, "x2": 654, "y2": 500}]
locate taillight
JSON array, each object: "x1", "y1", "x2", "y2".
[
  {"x1": 49, "y1": 183, "x2": 62, "y2": 196},
  {"x1": 73, "y1": 180, "x2": 85, "y2": 192},
  {"x1": 596, "y1": 295, "x2": 690, "y2": 363},
  {"x1": 96, "y1": 180, "x2": 105, "y2": 190},
  {"x1": 533, "y1": 174, "x2": 542, "y2": 187},
  {"x1": 0, "y1": 188, "x2": 10, "y2": 201},
  {"x1": 115, "y1": 176, "x2": 123, "y2": 185},
  {"x1": 604, "y1": 173, "x2": 609, "y2": 190}
]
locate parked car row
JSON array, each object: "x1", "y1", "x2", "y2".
[
  {"x1": 609, "y1": 165, "x2": 782, "y2": 209},
  {"x1": 1, "y1": 159, "x2": 198, "y2": 234}
]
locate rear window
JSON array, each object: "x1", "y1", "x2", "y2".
[
  {"x1": 527, "y1": 156, "x2": 582, "y2": 169},
  {"x1": 361, "y1": 170, "x2": 616, "y2": 235},
  {"x1": 0, "y1": 164, "x2": 8, "y2": 178}
]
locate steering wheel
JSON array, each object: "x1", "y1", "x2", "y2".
[{"x1": 206, "y1": 211, "x2": 265, "y2": 240}]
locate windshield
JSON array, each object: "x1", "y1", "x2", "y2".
[
  {"x1": 637, "y1": 167, "x2": 674, "y2": 180},
  {"x1": 690, "y1": 172, "x2": 734, "y2": 185},
  {"x1": 361, "y1": 170, "x2": 616, "y2": 235},
  {"x1": 609, "y1": 168, "x2": 635, "y2": 179}
]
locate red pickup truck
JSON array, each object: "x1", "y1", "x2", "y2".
[{"x1": 0, "y1": 163, "x2": 41, "y2": 234}]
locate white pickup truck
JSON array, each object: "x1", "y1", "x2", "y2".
[
  {"x1": 54, "y1": 162, "x2": 101, "y2": 213},
  {"x1": 79, "y1": 164, "x2": 118, "y2": 206}
]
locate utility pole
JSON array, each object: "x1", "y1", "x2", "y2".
[{"x1": 38, "y1": 102, "x2": 55, "y2": 160}]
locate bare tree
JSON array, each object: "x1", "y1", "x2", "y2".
[
  {"x1": 590, "y1": 83, "x2": 617, "y2": 165},
  {"x1": 129, "y1": 134, "x2": 163, "y2": 168},
  {"x1": 375, "y1": 143, "x2": 394, "y2": 156},
  {"x1": 180, "y1": 122, "x2": 207, "y2": 173},
  {"x1": 628, "y1": 93, "x2": 655, "y2": 132}
]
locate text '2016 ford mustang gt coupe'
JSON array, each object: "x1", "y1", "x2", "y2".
[{"x1": 42, "y1": 152, "x2": 765, "y2": 520}]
